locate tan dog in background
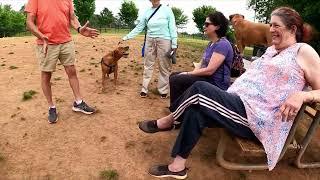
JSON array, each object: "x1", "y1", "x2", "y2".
[
  {"x1": 101, "y1": 46, "x2": 129, "y2": 91},
  {"x1": 229, "y1": 14, "x2": 272, "y2": 54}
]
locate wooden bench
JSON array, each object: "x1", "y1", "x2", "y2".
[{"x1": 216, "y1": 103, "x2": 320, "y2": 170}]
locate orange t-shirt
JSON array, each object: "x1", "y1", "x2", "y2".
[{"x1": 25, "y1": 0, "x2": 74, "y2": 45}]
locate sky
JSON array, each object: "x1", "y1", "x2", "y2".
[{"x1": 0, "y1": 0, "x2": 255, "y2": 34}]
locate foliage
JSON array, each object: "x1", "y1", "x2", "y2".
[
  {"x1": 118, "y1": 1, "x2": 138, "y2": 28},
  {"x1": 171, "y1": 7, "x2": 188, "y2": 29},
  {"x1": 0, "y1": 5, "x2": 26, "y2": 37},
  {"x1": 22, "y1": 90, "x2": 37, "y2": 101},
  {"x1": 99, "y1": 169, "x2": 119, "y2": 180},
  {"x1": 192, "y1": 5, "x2": 216, "y2": 33},
  {"x1": 98, "y1": 8, "x2": 115, "y2": 27},
  {"x1": 73, "y1": 0, "x2": 95, "y2": 25}
]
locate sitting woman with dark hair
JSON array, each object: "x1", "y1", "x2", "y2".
[
  {"x1": 169, "y1": 11, "x2": 233, "y2": 105},
  {"x1": 139, "y1": 7, "x2": 320, "y2": 179}
]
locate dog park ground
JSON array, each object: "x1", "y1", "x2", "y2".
[{"x1": 0, "y1": 35, "x2": 319, "y2": 179}]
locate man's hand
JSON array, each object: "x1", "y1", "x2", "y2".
[
  {"x1": 42, "y1": 35, "x2": 49, "y2": 57},
  {"x1": 79, "y1": 21, "x2": 99, "y2": 38},
  {"x1": 280, "y1": 92, "x2": 305, "y2": 122}
]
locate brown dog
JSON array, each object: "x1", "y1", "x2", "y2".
[
  {"x1": 229, "y1": 14, "x2": 272, "y2": 54},
  {"x1": 101, "y1": 46, "x2": 129, "y2": 91}
]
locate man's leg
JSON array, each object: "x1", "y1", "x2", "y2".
[
  {"x1": 60, "y1": 41, "x2": 95, "y2": 114},
  {"x1": 64, "y1": 65, "x2": 82, "y2": 101},
  {"x1": 41, "y1": 71, "x2": 54, "y2": 107},
  {"x1": 35, "y1": 44, "x2": 59, "y2": 123}
]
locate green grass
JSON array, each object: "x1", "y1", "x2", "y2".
[
  {"x1": 243, "y1": 47, "x2": 253, "y2": 57},
  {"x1": 22, "y1": 90, "x2": 37, "y2": 101},
  {"x1": 99, "y1": 169, "x2": 119, "y2": 180}
]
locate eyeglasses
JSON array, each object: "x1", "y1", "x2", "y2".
[{"x1": 204, "y1": 22, "x2": 213, "y2": 27}]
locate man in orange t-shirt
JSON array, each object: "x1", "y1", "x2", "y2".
[{"x1": 25, "y1": 0, "x2": 99, "y2": 124}]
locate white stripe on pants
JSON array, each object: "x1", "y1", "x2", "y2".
[{"x1": 141, "y1": 37, "x2": 172, "y2": 94}]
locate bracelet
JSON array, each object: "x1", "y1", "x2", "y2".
[{"x1": 77, "y1": 26, "x2": 81, "y2": 33}]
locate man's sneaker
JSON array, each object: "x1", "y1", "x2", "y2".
[
  {"x1": 148, "y1": 165, "x2": 187, "y2": 179},
  {"x1": 140, "y1": 92, "x2": 147, "y2": 98},
  {"x1": 160, "y1": 94, "x2": 168, "y2": 99},
  {"x1": 48, "y1": 107, "x2": 58, "y2": 124},
  {"x1": 72, "y1": 101, "x2": 95, "y2": 114}
]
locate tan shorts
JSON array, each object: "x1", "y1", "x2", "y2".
[{"x1": 35, "y1": 41, "x2": 76, "y2": 72}]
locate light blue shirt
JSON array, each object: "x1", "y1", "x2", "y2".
[{"x1": 122, "y1": 5, "x2": 178, "y2": 48}]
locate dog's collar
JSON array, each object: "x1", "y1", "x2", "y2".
[{"x1": 101, "y1": 58, "x2": 116, "y2": 68}]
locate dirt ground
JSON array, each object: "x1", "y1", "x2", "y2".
[{"x1": 0, "y1": 35, "x2": 319, "y2": 180}]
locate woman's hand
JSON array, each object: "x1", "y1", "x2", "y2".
[{"x1": 280, "y1": 92, "x2": 306, "y2": 122}]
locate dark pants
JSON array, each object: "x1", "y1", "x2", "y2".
[
  {"x1": 169, "y1": 81, "x2": 257, "y2": 159},
  {"x1": 169, "y1": 72, "x2": 215, "y2": 105}
]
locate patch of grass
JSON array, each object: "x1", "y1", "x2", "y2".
[
  {"x1": 22, "y1": 90, "x2": 37, "y2": 101},
  {"x1": 244, "y1": 47, "x2": 253, "y2": 57},
  {"x1": 99, "y1": 169, "x2": 119, "y2": 180},
  {"x1": 8, "y1": 52, "x2": 14, "y2": 55},
  {"x1": 9, "y1": 65, "x2": 18, "y2": 70},
  {"x1": 1, "y1": 64, "x2": 5, "y2": 66},
  {"x1": 149, "y1": 88, "x2": 160, "y2": 95},
  {"x1": 54, "y1": 77, "x2": 62, "y2": 81},
  {"x1": 55, "y1": 98, "x2": 65, "y2": 103},
  {"x1": 79, "y1": 69, "x2": 86, "y2": 72}
]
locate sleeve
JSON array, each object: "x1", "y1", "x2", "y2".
[
  {"x1": 24, "y1": 0, "x2": 38, "y2": 14},
  {"x1": 122, "y1": 10, "x2": 147, "y2": 41},
  {"x1": 212, "y1": 40, "x2": 229, "y2": 57},
  {"x1": 167, "y1": 7, "x2": 178, "y2": 48}
]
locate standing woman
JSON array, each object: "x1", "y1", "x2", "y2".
[{"x1": 122, "y1": 0, "x2": 178, "y2": 98}]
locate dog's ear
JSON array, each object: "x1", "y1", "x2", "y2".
[
  {"x1": 229, "y1": 14, "x2": 235, "y2": 21},
  {"x1": 113, "y1": 49, "x2": 121, "y2": 59}
]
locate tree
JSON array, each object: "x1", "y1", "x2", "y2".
[
  {"x1": 0, "y1": 5, "x2": 26, "y2": 37},
  {"x1": 192, "y1": 5, "x2": 216, "y2": 33},
  {"x1": 73, "y1": 0, "x2": 95, "y2": 25},
  {"x1": 248, "y1": 0, "x2": 275, "y2": 23},
  {"x1": 171, "y1": 7, "x2": 188, "y2": 29},
  {"x1": 98, "y1": 7, "x2": 115, "y2": 27},
  {"x1": 118, "y1": 0, "x2": 138, "y2": 28},
  {"x1": 19, "y1": 4, "x2": 25, "y2": 13}
]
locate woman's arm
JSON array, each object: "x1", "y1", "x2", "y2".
[
  {"x1": 188, "y1": 52, "x2": 225, "y2": 76},
  {"x1": 298, "y1": 44, "x2": 320, "y2": 101},
  {"x1": 280, "y1": 44, "x2": 320, "y2": 121},
  {"x1": 168, "y1": 8, "x2": 178, "y2": 49},
  {"x1": 122, "y1": 14, "x2": 147, "y2": 41}
]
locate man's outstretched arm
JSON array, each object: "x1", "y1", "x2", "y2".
[{"x1": 70, "y1": 9, "x2": 99, "y2": 38}]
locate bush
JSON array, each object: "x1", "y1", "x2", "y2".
[
  {"x1": 22, "y1": 90, "x2": 37, "y2": 101},
  {"x1": 99, "y1": 169, "x2": 118, "y2": 180}
]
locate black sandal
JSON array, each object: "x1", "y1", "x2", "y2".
[{"x1": 138, "y1": 120, "x2": 174, "y2": 133}]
